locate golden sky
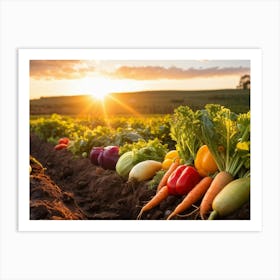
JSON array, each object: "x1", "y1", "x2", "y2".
[{"x1": 30, "y1": 60, "x2": 250, "y2": 99}]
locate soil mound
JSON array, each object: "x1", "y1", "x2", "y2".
[{"x1": 30, "y1": 156, "x2": 85, "y2": 220}]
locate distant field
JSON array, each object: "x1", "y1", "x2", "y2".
[{"x1": 30, "y1": 89, "x2": 250, "y2": 116}]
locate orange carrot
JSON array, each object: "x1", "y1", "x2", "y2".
[
  {"x1": 157, "y1": 160, "x2": 180, "y2": 192},
  {"x1": 167, "y1": 176, "x2": 213, "y2": 220},
  {"x1": 199, "y1": 171, "x2": 234, "y2": 220},
  {"x1": 137, "y1": 185, "x2": 169, "y2": 219}
]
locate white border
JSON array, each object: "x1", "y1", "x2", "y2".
[{"x1": 19, "y1": 48, "x2": 262, "y2": 232}]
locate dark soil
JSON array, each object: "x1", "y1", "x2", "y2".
[{"x1": 30, "y1": 133, "x2": 250, "y2": 220}]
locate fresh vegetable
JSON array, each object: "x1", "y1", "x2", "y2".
[
  {"x1": 54, "y1": 143, "x2": 68, "y2": 150},
  {"x1": 137, "y1": 185, "x2": 169, "y2": 219},
  {"x1": 208, "y1": 177, "x2": 250, "y2": 220},
  {"x1": 116, "y1": 151, "x2": 135, "y2": 177},
  {"x1": 116, "y1": 139, "x2": 168, "y2": 177},
  {"x1": 97, "y1": 146, "x2": 120, "y2": 170},
  {"x1": 162, "y1": 158, "x2": 173, "y2": 170},
  {"x1": 157, "y1": 160, "x2": 180, "y2": 192},
  {"x1": 199, "y1": 104, "x2": 250, "y2": 177},
  {"x1": 197, "y1": 105, "x2": 250, "y2": 219},
  {"x1": 194, "y1": 145, "x2": 218, "y2": 177},
  {"x1": 170, "y1": 106, "x2": 202, "y2": 164},
  {"x1": 162, "y1": 150, "x2": 181, "y2": 170},
  {"x1": 167, "y1": 165, "x2": 201, "y2": 195},
  {"x1": 128, "y1": 160, "x2": 162, "y2": 182},
  {"x1": 164, "y1": 150, "x2": 180, "y2": 160},
  {"x1": 167, "y1": 176, "x2": 213, "y2": 220},
  {"x1": 175, "y1": 166, "x2": 201, "y2": 195},
  {"x1": 199, "y1": 171, "x2": 234, "y2": 219},
  {"x1": 29, "y1": 165, "x2": 32, "y2": 174},
  {"x1": 167, "y1": 165, "x2": 187, "y2": 195},
  {"x1": 58, "y1": 137, "x2": 70, "y2": 145},
  {"x1": 90, "y1": 147, "x2": 104, "y2": 165}
]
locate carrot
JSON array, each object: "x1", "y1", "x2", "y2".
[
  {"x1": 199, "y1": 171, "x2": 234, "y2": 220},
  {"x1": 137, "y1": 185, "x2": 169, "y2": 219},
  {"x1": 157, "y1": 160, "x2": 180, "y2": 192},
  {"x1": 167, "y1": 176, "x2": 213, "y2": 220}
]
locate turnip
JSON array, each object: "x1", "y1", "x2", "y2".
[{"x1": 128, "y1": 160, "x2": 162, "y2": 182}]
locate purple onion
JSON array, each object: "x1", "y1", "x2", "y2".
[
  {"x1": 89, "y1": 147, "x2": 104, "y2": 165},
  {"x1": 97, "y1": 146, "x2": 120, "y2": 170}
]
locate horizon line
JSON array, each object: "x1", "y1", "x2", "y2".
[{"x1": 30, "y1": 88, "x2": 249, "y2": 100}]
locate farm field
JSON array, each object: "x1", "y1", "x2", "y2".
[
  {"x1": 30, "y1": 96, "x2": 251, "y2": 221},
  {"x1": 30, "y1": 89, "x2": 250, "y2": 115}
]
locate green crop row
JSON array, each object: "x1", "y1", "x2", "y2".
[{"x1": 30, "y1": 114, "x2": 176, "y2": 157}]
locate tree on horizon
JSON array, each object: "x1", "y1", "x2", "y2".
[{"x1": 237, "y1": 74, "x2": 250, "y2": 90}]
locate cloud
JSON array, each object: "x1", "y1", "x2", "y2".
[
  {"x1": 30, "y1": 60, "x2": 95, "y2": 80},
  {"x1": 106, "y1": 65, "x2": 250, "y2": 80}
]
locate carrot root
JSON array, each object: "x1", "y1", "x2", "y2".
[
  {"x1": 137, "y1": 185, "x2": 169, "y2": 219},
  {"x1": 176, "y1": 205, "x2": 199, "y2": 217},
  {"x1": 199, "y1": 171, "x2": 234, "y2": 220},
  {"x1": 157, "y1": 160, "x2": 179, "y2": 192},
  {"x1": 168, "y1": 206, "x2": 200, "y2": 220},
  {"x1": 167, "y1": 176, "x2": 213, "y2": 220}
]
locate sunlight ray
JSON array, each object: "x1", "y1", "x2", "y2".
[
  {"x1": 101, "y1": 99, "x2": 111, "y2": 129},
  {"x1": 106, "y1": 94, "x2": 143, "y2": 118}
]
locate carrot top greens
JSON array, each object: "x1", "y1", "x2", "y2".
[
  {"x1": 169, "y1": 106, "x2": 202, "y2": 165},
  {"x1": 199, "y1": 104, "x2": 250, "y2": 177}
]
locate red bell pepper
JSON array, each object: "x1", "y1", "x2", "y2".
[
  {"x1": 167, "y1": 165, "x2": 201, "y2": 195},
  {"x1": 167, "y1": 165, "x2": 187, "y2": 195},
  {"x1": 175, "y1": 166, "x2": 201, "y2": 195}
]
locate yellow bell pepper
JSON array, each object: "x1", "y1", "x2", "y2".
[
  {"x1": 162, "y1": 150, "x2": 181, "y2": 170},
  {"x1": 194, "y1": 145, "x2": 218, "y2": 177},
  {"x1": 162, "y1": 158, "x2": 173, "y2": 170},
  {"x1": 165, "y1": 150, "x2": 180, "y2": 160}
]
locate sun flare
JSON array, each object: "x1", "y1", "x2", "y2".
[
  {"x1": 83, "y1": 76, "x2": 140, "y2": 101},
  {"x1": 91, "y1": 89, "x2": 109, "y2": 101},
  {"x1": 87, "y1": 77, "x2": 111, "y2": 101}
]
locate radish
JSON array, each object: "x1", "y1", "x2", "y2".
[{"x1": 54, "y1": 143, "x2": 68, "y2": 150}]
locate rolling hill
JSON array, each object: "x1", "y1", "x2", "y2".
[{"x1": 30, "y1": 89, "x2": 250, "y2": 116}]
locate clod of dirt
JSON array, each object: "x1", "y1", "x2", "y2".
[{"x1": 30, "y1": 156, "x2": 86, "y2": 220}]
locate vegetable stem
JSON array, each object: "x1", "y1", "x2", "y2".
[{"x1": 208, "y1": 210, "x2": 218, "y2": 220}]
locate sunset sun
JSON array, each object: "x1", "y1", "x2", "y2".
[
  {"x1": 91, "y1": 88, "x2": 109, "y2": 101},
  {"x1": 87, "y1": 77, "x2": 112, "y2": 101}
]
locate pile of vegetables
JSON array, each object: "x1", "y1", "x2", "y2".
[
  {"x1": 136, "y1": 104, "x2": 250, "y2": 220},
  {"x1": 89, "y1": 138, "x2": 167, "y2": 175}
]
